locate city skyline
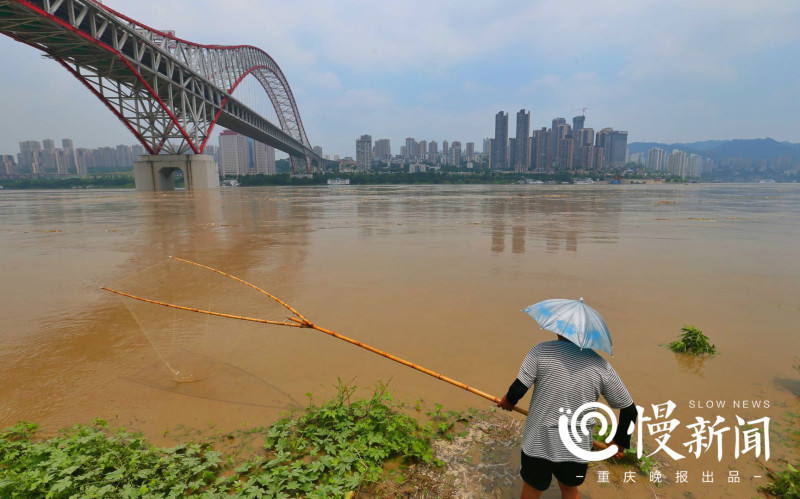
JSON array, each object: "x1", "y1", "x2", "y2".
[{"x1": 1, "y1": 0, "x2": 798, "y2": 158}]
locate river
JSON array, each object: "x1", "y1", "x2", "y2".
[{"x1": 1, "y1": 183, "x2": 798, "y2": 497}]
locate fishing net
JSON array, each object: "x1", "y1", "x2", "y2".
[{"x1": 109, "y1": 258, "x2": 292, "y2": 383}]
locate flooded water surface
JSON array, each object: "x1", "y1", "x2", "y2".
[{"x1": 1, "y1": 184, "x2": 798, "y2": 497}]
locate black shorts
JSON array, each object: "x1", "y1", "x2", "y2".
[{"x1": 520, "y1": 452, "x2": 588, "y2": 491}]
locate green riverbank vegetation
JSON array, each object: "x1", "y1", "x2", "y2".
[
  {"x1": 0, "y1": 173, "x2": 135, "y2": 189},
  {"x1": 0, "y1": 382, "x2": 474, "y2": 498}
]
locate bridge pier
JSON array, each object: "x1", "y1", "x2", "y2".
[{"x1": 134, "y1": 154, "x2": 220, "y2": 191}]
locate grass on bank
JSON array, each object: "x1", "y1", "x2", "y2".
[
  {"x1": 0, "y1": 382, "x2": 474, "y2": 498},
  {"x1": 760, "y1": 462, "x2": 800, "y2": 499},
  {"x1": 668, "y1": 325, "x2": 717, "y2": 356}
]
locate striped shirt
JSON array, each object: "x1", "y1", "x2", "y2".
[{"x1": 515, "y1": 340, "x2": 633, "y2": 463}]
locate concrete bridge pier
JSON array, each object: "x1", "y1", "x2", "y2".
[{"x1": 134, "y1": 154, "x2": 220, "y2": 191}]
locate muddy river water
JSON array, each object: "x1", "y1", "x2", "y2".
[{"x1": 1, "y1": 184, "x2": 798, "y2": 497}]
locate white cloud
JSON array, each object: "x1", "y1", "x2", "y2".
[{"x1": 1, "y1": 0, "x2": 799, "y2": 155}]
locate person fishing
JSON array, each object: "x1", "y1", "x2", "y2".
[
  {"x1": 106, "y1": 262, "x2": 636, "y2": 499},
  {"x1": 497, "y1": 299, "x2": 638, "y2": 499}
]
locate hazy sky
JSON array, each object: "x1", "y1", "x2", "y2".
[{"x1": 1, "y1": 0, "x2": 798, "y2": 157}]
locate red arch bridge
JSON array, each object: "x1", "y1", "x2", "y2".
[{"x1": 0, "y1": 0, "x2": 330, "y2": 190}]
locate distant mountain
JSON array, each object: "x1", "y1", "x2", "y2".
[{"x1": 628, "y1": 138, "x2": 800, "y2": 160}]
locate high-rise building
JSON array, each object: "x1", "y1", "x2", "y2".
[
  {"x1": 608, "y1": 131, "x2": 628, "y2": 167},
  {"x1": 572, "y1": 115, "x2": 585, "y2": 133},
  {"x1": 419, "y1": 140, "x2": 427, "y2": 161},
  {"x1": 580, "y1": 146, "x2": 595, "y2": 170},
  {"x1": 442, "y1": 140, "x2": 449, "y2": 158},
  {"x1": 405, "y1": 137, "x2": 416, "y2": 160},
  {"x1": 668, "y1": 150, "x2": 687, "y2": 177},
  {"x1": 551, "y1": 118, "x2": 567, "y2": 167},
  {"x1": 482, "y1": 138, "x2": 492, "y2": 156},
  {"x1": 577, "y1": 128, "x2": 594, "y2": 147},
  {"x1": 596, "y1": 128, "x2": 628, "y2": 167},
  {"x1": 59, "y1": 138, "x2": 78, "y2": 174},
  {"x1": 647, "y1": 147, "x2": 666, "y2": 171},
  {"x1": 531, "y1": 128, "x2": 549, "y2": 171},
  {"x1": 593, "y1": 147, "x2": 605, "y2": 170},
  {"x1": 428, "y1": 140, "x2": 438, "y2": 161},
  {"x1": 38, "y1": 138, "x2": 61, "y2": 174},
  {"x1": 493, "y1": 111, "x2": 509, "y2": 169},
  {"x1": 254, "y1": 141, "x2": 276, "y2": 174},
  {"x1": 313, "y1": 146, "x2": 323, "y2": 158},
  {"x1": 465, "y1": 142, "x2": 475, "y2": 162},
  {"x1": 687, "y1": 153, "x2": 704, "y2": 177},
  {"x1": 374, "y1": 139, "x2": 391, "y2": 160},
  {"x1": 219, "y1": 129, "x2": 249, "y2": 176},
  {"x1": 1, "y1": 155, "x2": 17, "y2": 175},
  {"x1": 356, "y1": 134, "x2": 372, "y2": 172},
  {"x1": 557, "y1": 136, "x2": 576, "y2": 170},
  {"x1": 515, "y1": 109, "x2": 530, "y2": 171},
  {"x1": 115, "y1": 144, "x2": 133, "y2": 169},
  {"x1": 449, "y1": 141, "x2": 462, "y2": 166},
  {"x1": 18, "y1": 140, "x2": 42, "y2": 174}
]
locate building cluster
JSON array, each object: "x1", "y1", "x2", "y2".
[
  {"x1": 489, "y1": 110, "x2": 628, "y2": 172},
  {"x1": 217, "y1": 130, "x2": 276, "y2": 176},
  {"x1": 645, "y1": 147, "x2": 710, "y2": 177},
  {"x1": 353, "y1": 110, "x2": 628, "y2": 173},
  {"x1": 1, "y1": 138, "x2": 147, "y2": 176},
  {"x1": 354, "y1": 134, "x2": 479, "y2": 172}
]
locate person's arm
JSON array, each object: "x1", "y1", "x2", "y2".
[
  {"x1": 497, "y1": 378, "x2": 528, "y2": 411},
  {"x1": 611, "y1": 402, "x2": 638, "y2": 457},
  {"x1": 600, "y1": 364, "x2": 637, "y2": 458},
  {"x1": 497, "y1": 346, "x2": 538, "y2": 411}
]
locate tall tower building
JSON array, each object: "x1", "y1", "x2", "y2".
[
  {"x1": 428, "y1": 140, "x2": 438, "y2": 161},
  {"x1": 254, "y1": 142, "x2": 276, "y2": 174},
  {"x1": 219, "y1": 130, "x2": 249, "y2": 176},
  {"x1": 557, "y1": 136, "x2": 576, "y2": 170},
  {"x1": 60, "y1": 138, "x2": 79, "y2": 174},
  {"x1": 551, "y1": 118, "x2": 566, "y2": 167},
  {"x1": 449, "y1": 141, "x2": 462, "y2": 166},
  {"x1": 419, "y1": 140, "x2": 427, "y2": 161},
  {"x1": 515, "y1": 109, "x2": 530, "y2": 171},
  {"x1": 356, "y1": 134, "x2": 373, "y2": 171},
  {"x1": 18, "y1": 140, "x2": 42, "y2": 174},
  {"x1": 668, "y1": 149, "x2": 687, "y2": 177},
  {"x1": 687, "y1": 153, "x2": 704, "y2": 177},
  {"x1": 572, "y1": 115, "x2": 585, "y2": 133},
  {"x1": 600, "y1": 129, "x2": 628, "y2": 167},
  {"x1": 647, "y1": 147, "x2": 666, "y2": 171},
  {"x1": 493, "y1": 111, "x2": 509, "y2": 169},
  {"x1": 405, "y1": 137, "x2": 416, "y2": 160},
  {"x1": 595, "y1": 128, "x2": 628, "y2": 166},
  {"x1": 465, "y1": 142, "x2": 475, "y2": 162},
  {"x1": 374, "y1": 139, "x2": 391, "y2": 160}
]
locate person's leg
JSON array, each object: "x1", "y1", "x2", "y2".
[
  {"x1": 520, "y1": 453, "x2": 552, "y2": 498},
  {"x1": 556, "y1": 480, "x2": 579, "y2": 499},
  {"x1": 521, "y1": 480, "x2": 544, "y2": 499},
  {"x1": 551, "y1": 460, "x2": 587, "y2": 499}
]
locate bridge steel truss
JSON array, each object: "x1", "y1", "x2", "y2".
[{"x1": 0, "y1": 0, "x2": 323, "y2": 172}]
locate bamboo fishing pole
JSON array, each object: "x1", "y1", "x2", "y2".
[
  {"x1": 104, "y1": 258, "x2": 618, "y2": 452},
  {"x1": 103, "y1": 256, "x2": 529, "y2": 416}
]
